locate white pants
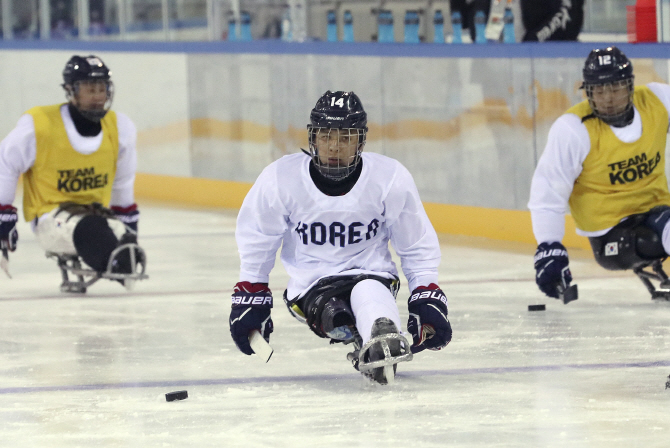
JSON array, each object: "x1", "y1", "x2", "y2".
[
  {"x1": 34, "y1": 207, "x2": 127, "y2": 255},
  {"x1": 350, "y1": 279, "x2": 403, "y2": 345}
]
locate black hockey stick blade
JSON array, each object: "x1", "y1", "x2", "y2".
[{"x1": 558, "y1": 284, "x2": 578, "y2": 304}]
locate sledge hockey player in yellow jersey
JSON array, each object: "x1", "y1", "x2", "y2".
[
  {"x1": 229, "y1": 91, "x2": 452, "y2": 384},
  {"x1": 529, "y1": 46, "x2": 670, "y2": 301},
  {"x1": 0, "y1": 55, "x2": 146, "y2": 292}
]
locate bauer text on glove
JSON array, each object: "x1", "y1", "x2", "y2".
[
  {"x1": 229, "y1": 281, "x2": 274, "y2": 355},
  {"x1": 534, "y1": 242, "x2": 572, "y2": 299},
  {"x1": 406, "y1": 284, "x2": 452, "y2": 353}
]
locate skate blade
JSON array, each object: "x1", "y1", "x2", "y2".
[
  {"x1": 124, "y1": 279, "x2": 136, "y2": 291},
  {"x1": 383, "y1": 365, "x2": 395, "y2": 385}
]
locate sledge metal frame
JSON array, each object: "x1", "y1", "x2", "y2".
[
  {"x1": 46, "y1": 242, "x2": 148, "y2": 293},
  {"x1": 633, "y1": 258, "x2": 670, "y2": 301},
  {"x1": 357, "y1": 332, "x2": 413, "y2": 373}
]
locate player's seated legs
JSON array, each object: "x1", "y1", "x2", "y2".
[
  {"x1": 74, "y1": 216, "x2": 145, "y2": 282},
  {"x1": 35, "y1": 206, "x2": 86, "y2": 256},
  {"x1": 644, "y1": 205, "x2": 670, "y2": 256},
  {"x1": 365, "y1": 317, "x2": 403, "y2": 384},
  {"x1": 72, "y1": 214, "x2": 120, "y2": 272},
  {"x1": 38, "y1": 203, "x2": 146, "y2": 291},
  {"x1": 302, "y1": 292, "x2": 356, "y2": 342},
  {"x1": 320, "y1": 297, "x2": 356, "y2": 341},
  {"x1": 589, "y1": 210, "x2": 670, "y2": 299},
  {"x1": 349, "y1": 279, "x2": 402, "y2": 342},
  {"x1": 349, "y1": 279, "x2": 411, "y2": 384},
  {"x1": 588, "y1": 213, "x2": 666, "y2": 271}
]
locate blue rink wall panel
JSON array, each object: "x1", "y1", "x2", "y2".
[{"x1": 1, "y1": 41, "x2": 669, "y2": 215}]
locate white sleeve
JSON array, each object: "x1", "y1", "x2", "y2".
[
  {"x1": 528, "y1": 114, "x2": 590, "y2": 244},
  {"x1": 0, "y1": 115, "x2": 37, "y2": 205},
  {"x1": 386, "y1": 163, "x2": 441, "y2": 292},
  {"x1": 235, "y1": 163, "x2": 290, "y2": 284},
  {"x1": 110, "y1": 112, "x2": 137, "y2": 207},
  {"x1": 647, "y1": 82, "x2": 670, "y2": 127}
]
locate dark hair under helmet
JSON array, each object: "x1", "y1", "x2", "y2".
[
  {"x1": 62, "y1": 55, "x2": 114, "y2": 122},
  {"x1": 581, "y1": 46, "x2": 635, "y2": 127},
  {"x1": 307, "y1": 91, "x2": 368, "y2": 181}
]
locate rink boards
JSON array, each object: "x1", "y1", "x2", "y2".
[{"x1": 1, "y1": 41, "x2": 670, "y2": 249}]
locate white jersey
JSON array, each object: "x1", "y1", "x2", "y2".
[
  {"x1": 236, "y1": 152, "x2": 441, "y2": 300},
  {"x1": 0, "y1": 104, "x2": 137, "y2": 212},
  {"x1": 528, "y1": 82, "x2": 670, "y2": 244}
]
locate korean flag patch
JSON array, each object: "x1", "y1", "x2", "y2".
[{"x1": 605, "y1": 242, "x2": 618, "y2": 256}]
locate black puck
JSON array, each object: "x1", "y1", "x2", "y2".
[
  {"x1": 528, "y1": 304, "x2": 546, "y2": 311},
  {"x1": 165, "y1": 390, "x2": 188, "y2": 402}
]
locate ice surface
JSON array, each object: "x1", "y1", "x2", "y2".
[{"x1": 0, "y1": 204, "x2": 668, "y2": 447}]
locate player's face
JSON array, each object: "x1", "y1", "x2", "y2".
[
  {"x1": 588, "y1": 80, "x2": 630, "y2": 117},
  {"x1": 73, "y1": 80, "x2": 111, "y2": 112},
  {"x1": 314, "y1": 128, "x2": 360, "y2": 167}
]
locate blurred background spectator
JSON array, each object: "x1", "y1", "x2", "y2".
[
  {"x1": 51, "y1": 0, "x2": 75, "y2": 39},
  {"x1": 449, "y1": 0, "x2": 492, "y2": 42},
  {"x1": 520, "y1": 0, "x2": 585, "y2": 41}
]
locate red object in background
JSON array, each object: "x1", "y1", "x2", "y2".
[{"x1": 627, "y1": 0, "x2": 657, "y2": 43}]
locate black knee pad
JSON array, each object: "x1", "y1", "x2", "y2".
[
  {"x1": 635, "y1": 225, "x2": 666, "y2": 259},
  {"x1": 589, "y1": 216, "x2": 666, "y2": 271},
  {"x1": 73, "y1": 215, "x2": 119, "y2": 272}
]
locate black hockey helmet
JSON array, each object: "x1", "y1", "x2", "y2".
[
  {"x1": 62, "y1": 55, "x2": 114, "y2": 122},
  {"x1": 581, "y1": 46, "x2": 635, "y2": 126},
  {"x1": 307, "y1": 91, "x2": 368, "y2": 181},
  {"x1": 309, "y1": 90, "x2": 368, "y2": 130},
  {"x1": 582, "y1": 46, "x2": 633, "y2": 86},
  {"x1": 63, "y1": 55, "x2": 111, "y2": 85}
]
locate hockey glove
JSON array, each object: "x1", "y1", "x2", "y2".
[
  {"x1": 229, "y1": 281, "x2": 274, "y2": 356},
  {"x1": 407, "y1": 284, "x2": 452, "y2": 354},
  {"x1": 534, "y1": 242, "x2": 572, "y2": 299},
  {"x1": 111, "y1": 204, "x2": 139, "y2": 233},
  {"x1": 0, "y1": 205, "x2": 18, "y2": 252}
]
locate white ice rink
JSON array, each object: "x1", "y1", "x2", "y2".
[{"x1": 0, "y1": 204, "x2": 668, "y2": 447}]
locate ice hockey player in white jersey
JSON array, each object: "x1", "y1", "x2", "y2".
[
  {"x1": 0, "y1": 55, "x2": 146, "y2": 292},
  {"x1": 229, "y1": 90, "x2": 452, "y2": 384},
  {"x1": 529, "y1": 46, "x2": 670, "y2": 301}
]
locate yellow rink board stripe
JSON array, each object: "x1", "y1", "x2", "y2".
[{"x1": 134, "y1": 173, "x2": 591, "y2": 251}]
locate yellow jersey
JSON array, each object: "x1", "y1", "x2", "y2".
[
  {"x1": 22, "y1": 105, "x2": 118, "y2": 221},
  {"x1": 568, "y1": 86, "x2": 670, "y2": 232}
]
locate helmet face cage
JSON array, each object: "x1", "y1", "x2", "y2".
[
  {"x1": 584, "y1": 78, "x2": 634, "y2": 127},
  {"x1": 308, "y1": 126, "x2": 366, "y2": 181},
  {"x1": 65, "y1": 79, "x2": 114, "y2": 122},
  {"x1": 581, "y1": 47, "x2": 634, "y2": 127},
  {"x1": 307, "y1": 90, "x2": 368, "y2": 181},
  {"x1": 62, "y1": 55, "x2": 113, "y2": 122}
]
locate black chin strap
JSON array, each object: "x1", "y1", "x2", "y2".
[
  {"x1": 607, "y1": 107, "x2": 635, "y2": 128},
  {"x1": 309, "y1": 159, "x2": 363, "y2": 196},
  {"x1": 584, "y1": 107, "x2": 634, "y2": 128},
  {"x1": 68, "y1": 104, "x2": 102, "y2": 136}
]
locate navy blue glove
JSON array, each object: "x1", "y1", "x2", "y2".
[
  {"x1": 0, "y1": 205, "x2": 18, "y2": 252},
  {"x1": 111, "y1": 204, "x2": 139, "y2": 233},
  {"x1": 407, "y1": 284, "x2": 452, "y2": 354},
  {"x1": 229, "y1": 281, "x2": 273, "y2": 355},
  {"x1": 534, "y1": 242, "x2": 572, "y2": 299}
]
